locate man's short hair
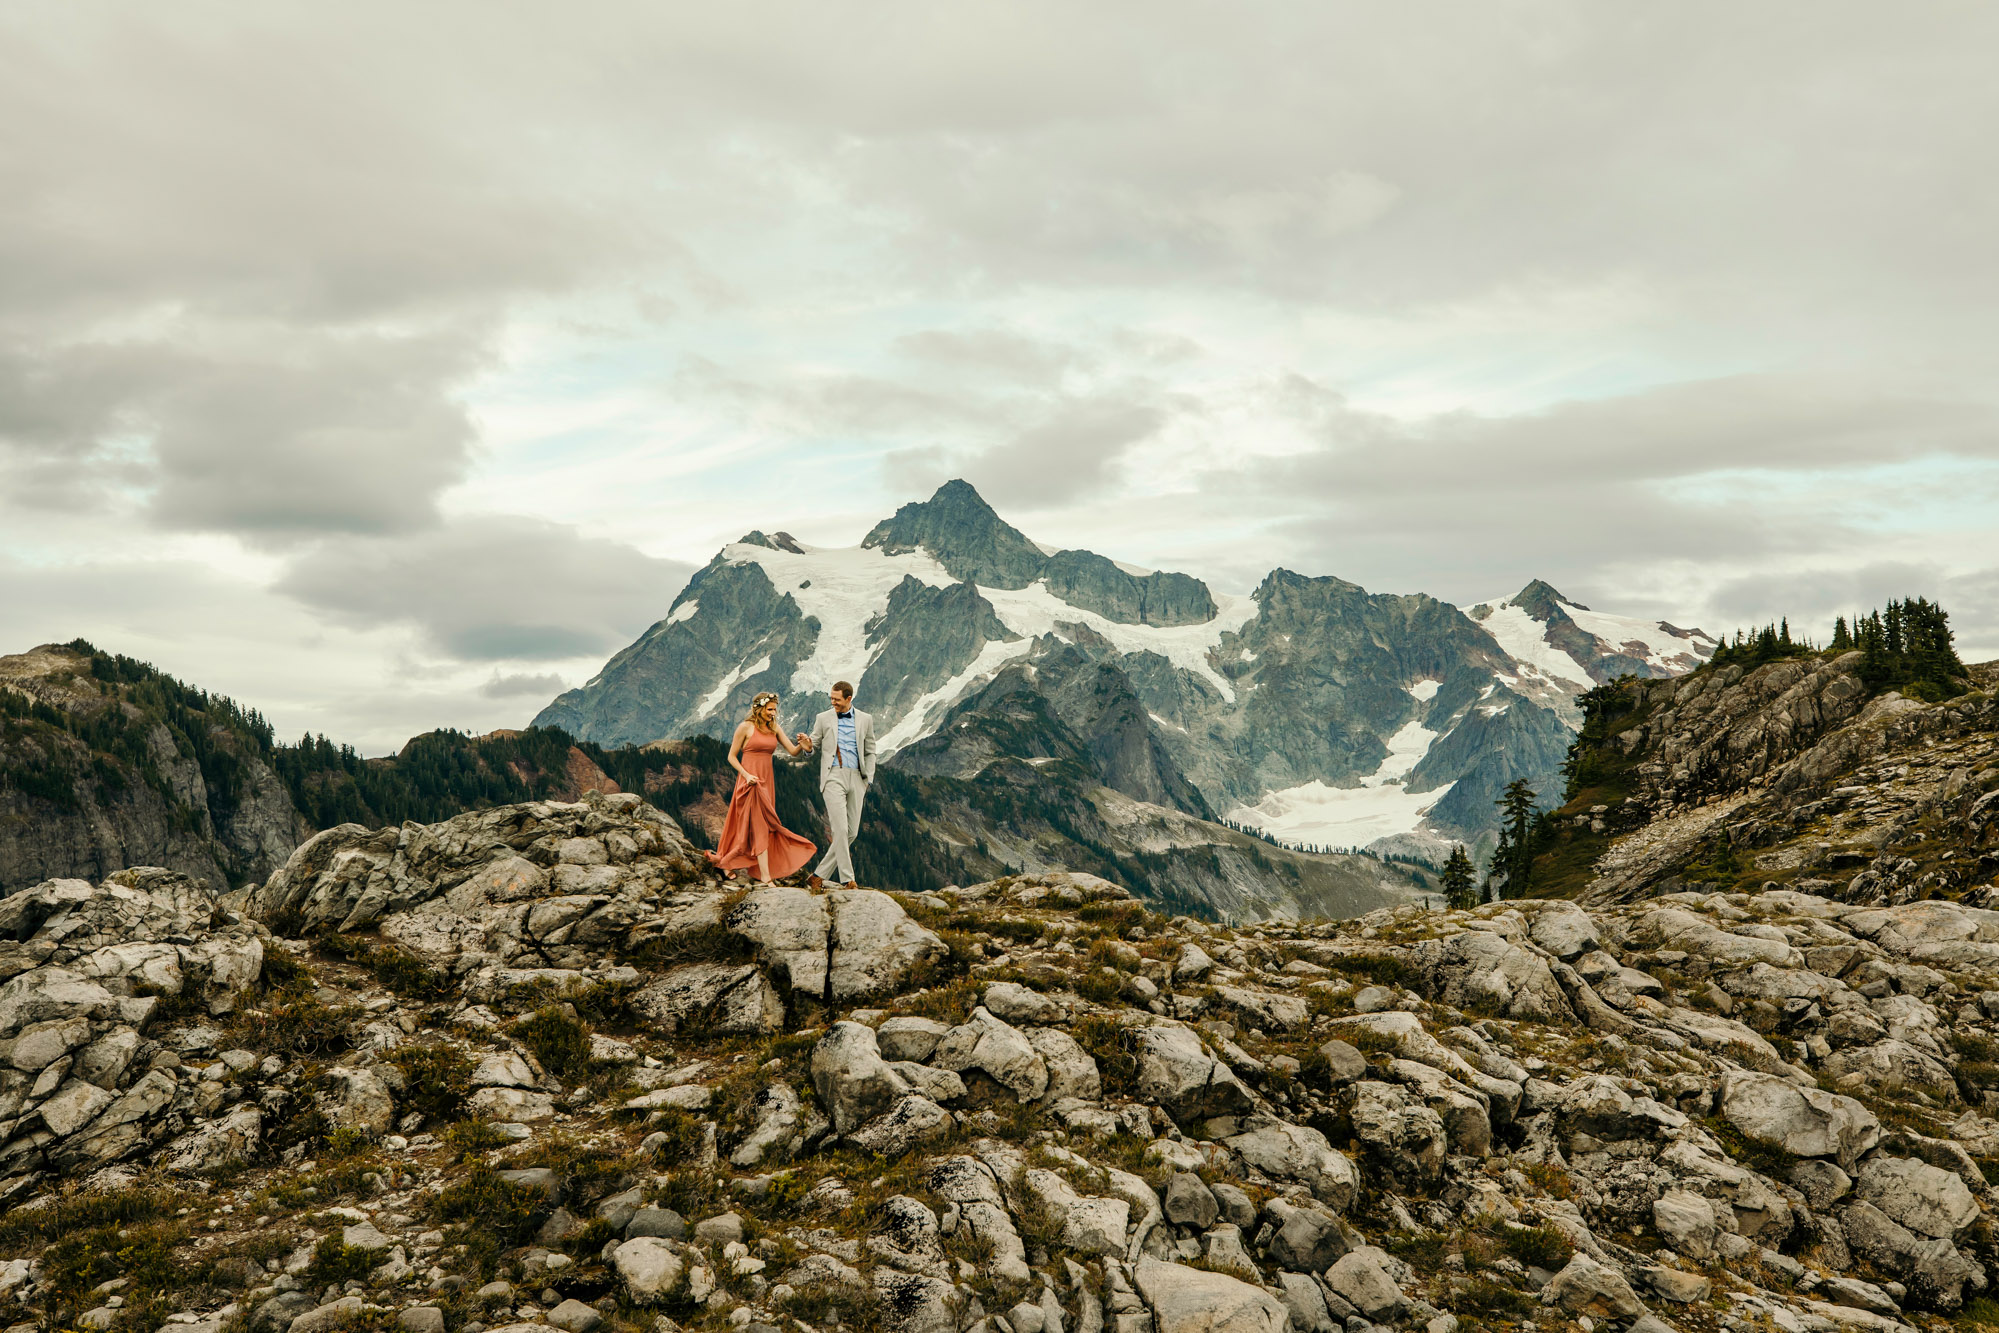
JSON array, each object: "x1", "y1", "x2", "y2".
[{"x1": 832, "y1": 681, "x2": 854, "y2": 699}]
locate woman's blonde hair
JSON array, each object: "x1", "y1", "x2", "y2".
[{"x1": 746, "y1": 692, "x2": 779, "y2": 733}]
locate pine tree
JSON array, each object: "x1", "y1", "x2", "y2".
[
  {"x1": 1491, "y1": 778, "x2": 1540, "y2": 898},
  {"x1": 1441, "y1": 845, "x2": 1478, "y2": 911},
  {"x1": 1830, "y1": 616, "x2": 1852, "y2": 651}
]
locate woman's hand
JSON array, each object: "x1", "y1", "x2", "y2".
[{"x1": 743, "y1": 773, "x2": 760, "y2": 786}]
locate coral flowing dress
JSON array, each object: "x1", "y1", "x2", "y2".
[{"x1": 707, "y1": 728, "x2": 816, "y2": 879}]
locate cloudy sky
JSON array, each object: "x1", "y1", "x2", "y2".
[{"x1": 5, "y1": 3, "x2": 1997, "y2": 752}]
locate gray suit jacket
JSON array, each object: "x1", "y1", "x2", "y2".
[{"x1": 807, "y1": 708, "x2": 876, "y2": 784}]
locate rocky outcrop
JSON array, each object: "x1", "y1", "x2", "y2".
[
  {"x1": 1564, "y1": 650, "x2": 1999, "y2": 906},
  {"x1": 0, "y1": 867, "x2": 267, "y2": 1194},
  {"x1": 7, "y1": 796, "x2": 1998, "y2": 1333},
  {"x1": 0, "y1": 644, "x2": 307, "y2": 895}
]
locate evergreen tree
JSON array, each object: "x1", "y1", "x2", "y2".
[
  {"x1": 1830, "y1": 616, "x2": 1852, "y2": 651},
  {"x1": 1491, "y1": 778, "x2": 1540, "y2": 898},
  {"x1": 1440, "y1": 845, "x2": 1478, "y2": 910}
]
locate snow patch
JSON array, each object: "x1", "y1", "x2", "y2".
[
  {"x1": 1228, "y1": 716, "x2": 1450, "y2": 846},
  {"x1": 1407, "y1": 679, "x2": 1440, "y2": 702},
  {"x1": 877, "y1": 636, "x2": 1037, "y2": 754},
  {"x1": 695, "y1": 654, "x2": 772, "y2": 720},
  {"x1": 1563, "y1": 604, "x2": 1716, "y2": 670},
  {"x1": 979, "y1": 581, "x2": 1257, "y2": 702},
  {"x1": 666, "y1": 600, "x2": 699, "y2": 625},
  {"x1": 724, "y1": 541, "x2": 957, "y2": 697},
  {"x1": 1464, "y1": 600, "x2": 1595, "y2": 689}
]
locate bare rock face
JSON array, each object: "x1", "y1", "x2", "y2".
[
  {"x1": 244, "y1": 793, "x2": 703, "y2": 960},
  {"x1": 727, "y1": 885, "x2": 947, "y2": 1001},
  {"x1": 1132, "y1": 1258, "x2": 1287, "y2": 1333},
  {"x1": 0, "y1": 868, "x2": 266, "y2": 1186},
  {"x1": 1718, "y1": 1069, "x2": 1881, "y2": 1169}
]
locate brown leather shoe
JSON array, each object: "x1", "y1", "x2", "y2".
[
  {"x1": 842, "y1": 880, "x2": 858, "y2": 890},
  {"x1": 807, "y1": 875, "x2": 823, "y2": 890}
]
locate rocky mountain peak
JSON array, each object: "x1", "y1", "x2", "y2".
[
  {"x1": 861, "y1": 478, "x2": 1049, "y2": 589},
  {"x1": 1509, "y1": 578, "x2": 1590, "y2": 620}
]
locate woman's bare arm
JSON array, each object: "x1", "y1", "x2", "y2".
[{"x1": 727, "y1": 722, "x2": 759, "y2": 784}]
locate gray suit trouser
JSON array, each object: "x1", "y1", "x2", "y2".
[{"x1": 814, "y1": 767, "x2": 868, "y2": 884}]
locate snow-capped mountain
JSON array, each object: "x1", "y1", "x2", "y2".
[{"x1": 534, "y1": 481, "x2": 1712, "y2": 853}]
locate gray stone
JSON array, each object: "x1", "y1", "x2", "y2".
[
  {"x1": 397, "y1": 1308, "x2": 445, "y2": 1333},
  {"x1": 1263, "y1": 1198, "x2": 1348, "y2": 1274},
  {"x1": 318, "y1": 1066, "x2": 395, "y2": 1135},
  {"x1": 626, "y1": 1207, "x2": 687, "y2": 1240},
  {"x1": 1541, "y1": 1255, "x2": 1648, "y2": 1321},
  {"x1": 1315, "y1": 1040, "x2": 1366, "y2": 1085},
  {"x1": 614, "y1": 1238, "x2": 684, "y2": 1302},
  {"x1": 1789, "y1": 1159, "x2": 1853, "y2": 1209},
  {"x1": 846, "y1": 1095, "x2": 955, "y2": 1156},
  {"x1": 931, "y1": 1007, "x2": 1048, "y2": 1101},
  {"x1": 1024, "y1": 1027, "x2": 1100, "y2": 1104},
  {"x1": 1274, "y1": 1272, "x2": 1333, "y2": 1333},
  {"x1": 1718, "y1": 1069, "x2": 1880, "y2": 1169},
  {"x1": 1639, "y1": 1266, "x2": 1710, "y2": 1303},
  {"x1": 1651, "y1": 1189, "x2": 1718, "y2": 1260},
  {"x1": 547, "y1": 1299, "x2": 604, "y2": 1333},
  {"x1": 1163, "y1": 1172, "x2": 1219, "y2": 1228},
  {"x1": 1225, "y1": 1117, "x2": 1356, "y2": 1212},
  {"x1": 1322, "y1": 1249, "x2": 1405, "y2": 1322},
  {"x1": 812, "y1": 1022, "x2": 911, "y2": 1135},
  {"x1": 1346, "y1": 1081, "x2": 1445, "y2": 1182},
  {"x1": 1132, "y1": 1258, "x2": 1287, "y2": 1333},
  {"x1": 1209, "y1": 1183, "x2": 1256, "y2": 1228},
  {"x1": 983, "y1": 982, "x2": 1064, "y2": 1024},
  {"x1": 1855, "y1": 1155, "x2": 1979, "y2": 1239},
  {"x1": 1133, "y1": 1024, "x2": 1252, "y2": 1124},
  {"x1": 694, "y1": 1212, "x2": 743, "y2": 1246},
  {"x1": 629, "y1": 963, "x2": 783, "y2": 1036},
  {"x1": 289, "y1": 1298, "x2": 367, "y2": 1333},
  {"x1": 877, "y1": 1016, "x2": 950, "y2": 1063}
]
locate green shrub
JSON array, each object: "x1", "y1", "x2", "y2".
[
  {"x1": 442, "y1": 1118, "x2": 509, "y2": 1160},
  {"x1": 35, "y1": 1223, "x2": 200, "y2": 1323},
  {"x1": 1073, "y1": 969, "x2": 1124, "y2": 1004},
  {"x1": 308, "y1": 1235, "x2": 381, "y2": 1284},
  {"x1": 323, "y1": 1125, "x2": 379, "y2": 1161},
  {"x1": 0, "y1": 1186, "x2": 187, "y2": 1251},
  {"x1": 1452, "y1": 1277, "x2": 1535, "y2": 1320},
  {"x1": 1333, "y1": 953, "x2": 1419, "y2": 989},
  {"x1": 1493, "y1": 1223, "x2": 1573, "y2": 1270},
  {"x1": 511, "y1": 1006, "x2": 591, "y2": 1081},
  {"x1": 264, "y1": 1101, "x2": 333, "y2": 1158},
  {"x1": 433, "y1": 1169, "x2": 549, "y2": 1246},
  {"x1": 644, "y1": 1109, "x2": 709, "y2": 1166},
  {"x1": 1964, "y1": 1295, "x2": 1999, "y2": 1328},
  {"x1": 775, "y1": 1282, "x2": 882, "y2": 1333},
  {"x1": 232, "y1": 995, "x2": 355, "y2": 1057},
  {"x1": 367, "y1": 946, "x2": 455, "y2": 1001},
  {"x1": 260, "y1": 948, "x2": 313, "y2": 995},
  {"x1": 1074, "y1": 1015, "x2": 1139, "y2": 1096},
  {"x1": 390, "y1": 1045, "x2": 474, "y2": 1125}
]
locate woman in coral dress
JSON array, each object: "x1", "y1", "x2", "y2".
[{"x1": 708, "y1": 691, "x2": 817, "y2": 886}]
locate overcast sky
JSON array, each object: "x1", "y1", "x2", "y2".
[{"x1": 4, "y1": 3, "x2": 1997, "y2": 753}]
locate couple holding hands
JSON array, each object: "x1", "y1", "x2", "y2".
[{"x1": 706, "y1": 680, "x2": 875, "y2": 889}]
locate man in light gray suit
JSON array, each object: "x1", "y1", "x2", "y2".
[{"x1": 803, "y1": 680, "x2": 875, "y2": 889}]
